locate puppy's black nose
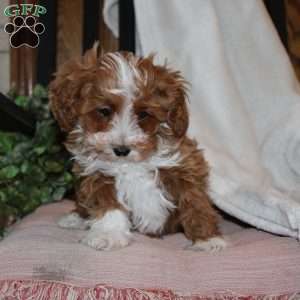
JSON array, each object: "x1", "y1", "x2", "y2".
[{"x1": 113, "y1": 146, "x2": 131, "y2": 157}]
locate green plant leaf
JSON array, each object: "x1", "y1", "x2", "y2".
[
  {"x1": 1, "y1": 85, "x2": 75, "y2": 234},
  {"x1": 27, "y1": 165, "x2": 47, "y2": 183},
  {"x1": 15, "y1": 95, "x2": 29, "y2": 108},
  {"x1": 0, "y1": 133, "x2": 16, "y2": 154},
  {"x1": 32, "y1": 84, "x2": 47, "y2": 99},
  {"x1": 49, "y1": 145, "x2": 61, "y2": 154},
  {"x1": 20, "y1": 160, "x2": 30, "y2": 174},
  {"x1": 22, "y1": 199, "x2": 40, "y2": 215},
  {"x1": 34, "y1": 146, "x2": 47, "y2": 155},
  {"x1": 0, "y1": 165, "x2": 19, "y2": 179},
  {"x1": 44, "y1": 161, "x2": 64, "y2": 173},
  {"x1": 63, "y1": 172, "x2": 73, "y2": 183},
  {"x1": 0, "y1": 191, "x2": 7, "y2": 203}
]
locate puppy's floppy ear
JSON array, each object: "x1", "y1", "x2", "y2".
[
  {"x1": 153, "y1": 63, "x2": 189, "y2": 138},
  {"x1": 165, "y1": 72, "x2": 189, "y2": 138},
  {"x1": 167, "y1": 98, "x2": 189, "y2": 137},
  {"x1": 49, "y1": 42, "x2": 100, "y2": 132},
  {"x1": 48, "y1": 67, "x2": 77, "y2": 132}
]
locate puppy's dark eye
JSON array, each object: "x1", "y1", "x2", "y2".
[
  {"x1": 137, "y1": 111, "x2": 150, "y2": 121},
  {"x1": 96, "y1": 107, "x2": 112, "y2": 118}
]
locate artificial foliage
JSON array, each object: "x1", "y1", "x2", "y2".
[{"x1": 0, "y1": 85, "x2": 75, "y2": 236}]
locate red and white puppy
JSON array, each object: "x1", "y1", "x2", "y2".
[{"x1": 49, "y1": 44, "x2": 226, "y2": 252}]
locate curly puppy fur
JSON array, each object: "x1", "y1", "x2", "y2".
[{"x1": 49, "y1": 44, "x2": 226, "y2": 252}]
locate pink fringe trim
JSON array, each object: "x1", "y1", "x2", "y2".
[{"x1": 0, "y1": 280, "x2": 298, "y2": 300}]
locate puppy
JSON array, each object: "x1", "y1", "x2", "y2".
[{"x1": 49, "y1": 44, "x2": 226, "y2": 252}]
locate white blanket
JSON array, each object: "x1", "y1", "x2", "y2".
[{"x1": 103, "y1": 0, "x2": 300, "y2": 239}]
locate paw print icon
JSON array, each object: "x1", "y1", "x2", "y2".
[{"x1": 4, "y1": 16, "x2": 45, "y2": 48}]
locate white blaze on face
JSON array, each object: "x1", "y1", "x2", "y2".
[
  {"x1": 110, "y1": 102, "x2": 146, "y2": 145},
  {"x1": 101, "y1": 53, "x2": 140, "y2": 100},
  {"x1": 88, "y1": 53, "x2": 147, "y2": 157}
]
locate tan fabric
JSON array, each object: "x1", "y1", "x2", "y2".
[{"x1": 0, "y1": 200, "x2": 299, "y2": 297}]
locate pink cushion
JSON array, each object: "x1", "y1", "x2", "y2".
[{"x1": 0, "y1": 200, "x2": 299, "y2": 298}]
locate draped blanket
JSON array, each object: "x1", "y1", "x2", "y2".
[{"x1": 103, "y1": 0, "x2": 300, "y2": 238}]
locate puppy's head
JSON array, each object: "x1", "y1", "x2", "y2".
[{"x1": 49, "y1": 44, "x2": 188, "y2": 163}]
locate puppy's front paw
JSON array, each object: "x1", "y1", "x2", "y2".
[
  {"x1": 58, "y1": 212, "x2": 89, "y2": 230},
  {"x1": 80, "y1": 230, "x2": 132, "y2": 251},
  {"x1": 186, "y1": 236, "x2": 227, "y2": 252}
]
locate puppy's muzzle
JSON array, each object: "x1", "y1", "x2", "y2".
[{"x1": 113, "y1": 146, "x2": 131, "y2": 157}]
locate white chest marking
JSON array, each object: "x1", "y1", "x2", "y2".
[
  {"x1": 115, "y1": 164, "x2": 175, "y2": 234},
  {"x1": 72, "y1": 136, "x2": 181, "y2": 234}
]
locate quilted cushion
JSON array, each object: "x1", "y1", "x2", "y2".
[{"x1": 0, "y1": 200, "x2": 299, "y2": 299}]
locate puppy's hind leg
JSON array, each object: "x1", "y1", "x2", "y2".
[
  {"x1": 187, "y1": 236, "x2": 227, "y2": 252},
  {"x1": 180, "y1": 190, "x2": 227, "y2": 252},
  {"x1": 58, "y1": 212, "x2": 90, "y2": 230}
]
